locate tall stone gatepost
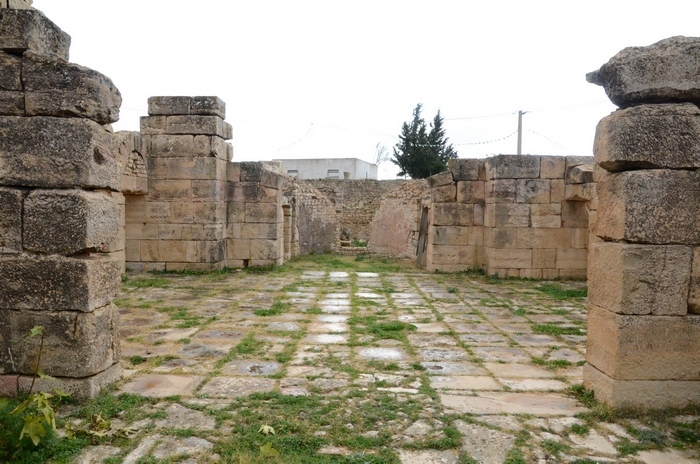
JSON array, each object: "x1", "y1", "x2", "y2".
[
  {"x1": 0, "y1": 1, "x2": 123, "y2": 399},
  {"x1": 126, "y1": 96, "x2": 232, "y2": 271},
  {"x1": 584, "y1": 37, "x2": 700, "y2": 408}
]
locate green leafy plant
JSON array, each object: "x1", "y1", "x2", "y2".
[{"x1": 258, "y1": 424, "x2": 279, "y2": 458}]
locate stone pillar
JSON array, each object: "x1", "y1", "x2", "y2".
[
  {"x1": 226, "y1": 162, "x2": 285, "y2": 268},
  {"x1": 129, "y1": 96, "x2": 232, "y2": 271},
  {"x1": 584, "y1": 36, "x2": 700, "y2": 408},
  {"x1": 0, "y1": 1, "x2": 123, "y2": 399}
]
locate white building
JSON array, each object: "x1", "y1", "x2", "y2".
[{"x1": 273, "y1": 158, "x2": 378, "y2": 180}]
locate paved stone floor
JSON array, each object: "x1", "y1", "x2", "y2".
[{"x1": 69, "y1": 257, "x2": 699, "y2": 463}]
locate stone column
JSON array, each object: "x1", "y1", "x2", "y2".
[
  {"x1": 129, "y1": 96, "x2": 232, "y2": 271},
  {"x1": 584, "y1": 37, "x2": 700, "y2": 408},
  {"x1": 0, "y1": 2, "x2": 123, "y2": 399}
]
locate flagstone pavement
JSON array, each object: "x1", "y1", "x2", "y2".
[{"x1": 70, "y1": 260, "x2": 699, "y2": 464}]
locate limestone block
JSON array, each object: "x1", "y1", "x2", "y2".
[
  {"x1": 432, "y1": 184, "x2": 456, "y2": 202},
  {"x1": 539, "y1": 156, "x2": 566, "y2": 179},
  {"x1": 430, "y1": 226, "x2": 469, "y2": 247},
  {"x1": 587, "y1": 36, "x2": 700, "y2": 107},
  {"x1": 484, "y1": 227, "x2": 516, "y2": 248},
  {"x1": 181, "y1": 224, "x2": 224, "y2": 241},
  {"x1": 148, "y1": 96, "x2": 226, "y2": 118},
  {"x1": 530, "y1": 203, "x2": 561, "y2": 228},
  {"x1": 148, "y1": 157, "x2": 225, "y2": 181},
  {"x1": 240, "y1": 162, "x2": 264, "y2": 182},
  {"x1": 586, "y1": 304, "x2": 700, "y2": 380},
  {"x1": 121, "y1": 177, "x2": 148, "y2": 195},
  {"x1": 594, "y1": 103, "x2": 700, "y2": 171},
  {"x1": 24, "y1": 189, "x2": 119, "y2": 254},
  {"x1": 485, "y1": 155, "x2": 540, "y2": 180},
  {"x1": 0, "y1": 116, "x2": 120, "y2": 189},
  {"x1": 583, "y1": 363, "x2": 700, "y2": 409},
  {"x1": 532, "y1": 249, "x2": 556, "y2": 268},
  {"x1": 473, "y1": 203, "x2": 484, "y2": 226},
  {"x1": 449, "y1": 158, "x2": 485, "y2": 181},
  {"x1": 565, "y1": 156, "x2": 594, "y2": 179},
  {"x1": 228, "y1": 182, "x2": 279, "y2": 204},
  {"x1": 589, "y1": 241, "x2": 691, "y2": 316},
  {"x1": 125, "y1": 239, "x2": 140, "y2": 262},
  {"x1": 550, "y1": 179, "x2": 565, "y2": 203},
  {"x1": 0, "y1": 9, "x2": 70, "y2": 60},
  {"x1": 487, "y1": 247, "x2": 531, "y2": 269},
  {"x1": 559, "y1": 268, "x2": 587, "y2": 280},
  {"x1": 18, "y1": 362, "x2": 123, "y2": 402},
  {"x1": 0, "y1": 90, "x2": 24, "y2": 115},
  {"x1": 249, "y1": 239, "x2": 281, "y2": 260},
  {"x1": 227, "y1": 163, "x2": 241, "y2": 182},
  {"x1": 432, "y1": 203, "x2": 473, "y2": 226},
  {"x1": 690, "y1": 248, "x2": 700, "y2": 314},
  {"x1": 228, "y1": 238, "x2": 250, "y2": 260},
  {"x1": 0, "y1": 52, "x2": 22, "y2": 90},
  {"x1": 192, "y1": 180, "x2": 225, "y2": 201},
  {"x1": 241, "y1": 222, "x2": 279, "y2": 240},
  {"x1": 561, "y1": 201, "x2": 588, "y2": 229},
  {"x1": 192, "y1": 201, "x2": 226, "y2": 224},
  {"x1": 427, "y1": 171, "x2": 454, "y2": 188},
  {"x1": 0, "y1": 375, "x2": 18, "y2": 397},
  {"x1": 429, "y1": 245, "x2": 460, "y2": 265},
  {"x1": 567, "y1": 164, "x2": 594, "y2": 184},
  {"x1": 0, "y1": 255, "x2": 120, "y2": 311},
  {"x1": 227, "y1": 201, "x2": 245, "y2": 224},
  {"x1": 0, "y1": 187, "x2": 23, "y2": 253},
  {"x1": 542, "y1": 268, "x2": 559, "y2": 280},
  {"x1": 516, "y1": 228, "x2": 570, "y2": 250},
  {"x1": 468, "y1": 226, "x2": 484, "y2": 246},
  {"x1": 555, "y1": 249, "x2": 587, "y2": 270},
  {"x1": 141, "y1": 115, "x2": 231, "y2": 139},
  {"x1": 244, "y1": 203, "x2": 279, "y2": 223},
  {"x1": 485, "y1": 203, "x2": 529, "y2": 228},
  {"x1": 565, "y1": 183, "x2": 596, "y2": 202},
  {"x1": 520, "y1": 269, "x2": 542, "y2": 279},
  {"x1": 485, "y1": 179, "x2": 518, "y2": 204},
  {"x1": 516, "y1": 179, "x2": 550, "y2": 204},
  {"x1": 570, "y1": 228, "x2": 589, "y2": 249},
  {"x1": 456, "y1": 181, "x2": 485, "y2": 204},
  {"x1": 189, "y1": 240, "x2": 225, "y2": 263},
  {"x1": 594, "y1": 169, "x2": 700, "y2": 244},
  {"x1": 1, "y1": 0, "x2": 34, "y2": 10},
  {"x1": 23, "y1": 51, "x2": 121, "y2": 124},
  {"x1": 148, "y1": 179, "x2": 192, "y2": 201},
  {"x1": 0, "y1": 304, "x2": 119, "y2": 377}
]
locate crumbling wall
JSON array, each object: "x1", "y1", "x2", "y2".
[
  {"x1": 425, "y1": 155, "x2": 595, "y2": 278},
  {"x1": 125, "y1": 96, "x2": 232, "y2": 271},
  {"x1": 583, "y1": 36, "x2": 700, "y2": 408},
  {"x1": 367, "y1": 180, "x2": 429, "y2": 257},
  {"x1": 0, "y1": 1, "x2": 122, "y2": 399},
  {"x1": 283, "y1": 178, "x2": 338, "y2": 255}
]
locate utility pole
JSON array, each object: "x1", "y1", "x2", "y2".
[{"x1": 516, "y1": 110, "x2": 526, "y2": 155}]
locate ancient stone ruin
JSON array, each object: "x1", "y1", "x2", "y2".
[
  {"x1": 584, "y1": 36, "x2": 700, "y2": 408},
  {"x1": 1, "y1": 0, "x2": 699, "y2": 413}
]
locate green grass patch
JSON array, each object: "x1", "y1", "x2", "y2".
[
  {"x1": 531, "y1": 323, "x2": 584, "y2": 336},
  {"x1": 234, "y1": 333, "x2": 259, "y2": 355},
  {"x1": 535, "y1": 283, "x2": 587, "y2": 300},
  {"x1": 126, "y1": 277, "x2": 170, "y2": 288},
  {"x1": 254, "y1": 300, "x2": 292, "y2": 317}
]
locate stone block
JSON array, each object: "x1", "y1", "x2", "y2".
[
  {"x1": 487, "y1": 248, "x2": 531, "y2": 269},
  {"x1": 148, "y1": 96, "x2": 226, "y2": 118},
  {"x1": 473, "y1": 203, "x2": 484, "y2": 226},
  {"x1": 427, "y1": 170, "x2": 454, "y2": 188},
  {"x1": 0, "y1": 90, "x2": 24, "y2": 115},
  {"x1": 239, "y1": 162, "x2": 265, "y2": 182},
  {"x1": 516, "y1": 179, "x2": 550, "y2": 204},
  {"x1": 227, "y1": 163, "x2": 241, "y2": 182},
  {"x1": 227, "y1": 201, "x2": 245, "y2": 224},
  {"x1": 586, "y1": 304, "x2": 700, "y2": 380},
  {"x1": 550, "y1": 179, "x2": 565, "y2": 203},
  {"x1": 594, "y1": 103, "x2": 700, "y2": 171},
  {"x1": 542, "y1": 268, "x2": 559, "y2": 280},
  {"x1": 516, "y1": 228, "x2": 570, "y2": 250},
  {"x1": 567, "y1": 164, "x2": 594, "y2": 184},
  {"x1": 583, "y1": 363, "x2": 700, "y2": 409},
  {"x1": 432, "y1": 203, "x2": 473, "y2": 226},
  {"x1": 244, "y1": 203, "x2": 279, "y2": 223},
  {"x1": 532, "y1": 249, "x2": 556, "y2": 268},
  {"x1": 0, "y1": 9, "x2": 70, "y2": 60},
  {"x1": 559, "y1": 268, "x2": 587, "y2": 280},
  {"x1": 181, "y1": 224, "x2": 224, "y2": 241},
  {"x1": 589, "y1": 241, "x2": 692, "y2": 316},
  {"x1": 555, "y1": 249, "x2": 587, "y2": 270},
  {"x1": 148, "y1": 157, "x2": 224, "y2": 180},
  {"x1": 429, "y1": 226, "x2": 468, "y2": 247},
  {"x1": 587, "y1": 36, "x2": 700, "y2": 108},
  {"x1": 0, "y1": 187, "x2": 23, "y2": 253},
  {"x1": 561, "y1": 201, "x2": 588, "y2": 229},
  {"x1": 485, "y1": 179, "x2": 516, "y2": 203},
  {"x1": 520, "y1": 269, "x2": 542, "y2": 279},
  {"x1": 594, "y1": 169, "x2": 700, "y2": 244},
  {"x1": 0, "y1": 116, "x2": 120, "y2": 189},
  {"x1": 564, "y1": 183, "x2": 596, "y2": 202},
  {"x1": 485, "y1": 155, "x2": 540, "y2": 180},
  {"x1": 192, "y1": 202, "x2": 226, "y2": 224},
  {"x1": 18, "y1": 362, "x2": 122, "y2": 402},
  {"x1": 530, "y1": 203, "x2": 561, "y2": 228},
  {"x1": 0, "y1": 255, "x2": 120, "y2": 311},
  {"x1": 565, "y1": 156, "x2": 595, "y2": 179},
  {"x1": 0, "y1": 51, "x2": 22, "y2": 90},
  {"x1": 23, "y1": 51, "x2": 121, "y2": 124},
  {"x1": 539, "y1": 156, "x2": 566, "y2": 178},
  {"x1": 449, "y1": 158, "x2": 485, "y2": 181},
  {"x1": 0, "y1": 375, "x2": 18, "y2": 397},
  {"x1": 125, "y1": 239, "x2": 140, "y2": 262},
  {"x1": 192, "y1": 180, "x2": 225, "y2": 201},
  {"x1": 249, "y1": 239, "x2": 281, "y2": 261},
  {"x1": 188, "y1": 240, "x2": 225, "y2": 263},
  {"x1": 484, "y1": 227, "x2": 516, "y2": 248},
  {"x1": 0, "y1": 304, "x2": 119, "y2": 377},
  {"x1": 485, "y1": 203, "x2": 530, "y2": 228},
  {"x1": 148, "y1": 179, "x2": 192, "y2": 201},
  {"x1": 570, "y1": 228, "x2": 589, "y2": 249},
  {"x1": 690, "y1": 248, "x2": 700, "y2": 314},
  {"x1": 241, "y1": 222, "x2": 279, "y2": 240},
  {"x1": 432, "y1": 184, "x2": 456, "y2": 203},
  {"x1": 456, "y1": 181, "x2": 485, "y2": 204},
  {"x1": 24, "y1": 189, "x2": 119, "y2": 254}
]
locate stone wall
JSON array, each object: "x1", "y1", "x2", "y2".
[
  {"x1": 124, "y1": 97, "x2": 232, "y2": 272},
  {"x1": 425, "y1": 155, "x2": 595, "y2": 278},
  {"x1": 0, "y1": 1, "x2": 122, "y2": 399},
  {"x1": 283, "y1": 178, "x2": 338, "y2": 255},
  {"x1": 583, "y1": 37, "x2": 700, "y2": 408}
]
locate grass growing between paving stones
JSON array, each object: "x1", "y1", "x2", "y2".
[{"x1": 535, "y1": 283, "x2": 587, "y2": 300}]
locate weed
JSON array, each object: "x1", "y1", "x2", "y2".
[
  {"x1": 126, "y1": 277, "x2": 170, "y2": 288},
  {"x1": 235, "y1": 333, "x2": 259, "y2": 355},
  {"x1": 535, "y1": 283, "x2": 587, "y2": 300},
  {"x1": 531, "y1": 323, "x2": 584, "y2": 336},
  {"x1": 254, "y1": 300, "x2": 292, "y2": 317}
]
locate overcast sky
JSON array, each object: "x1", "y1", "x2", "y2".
[{"x1": 34, "y1": 0, "x2": 700, "y2": 179}]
